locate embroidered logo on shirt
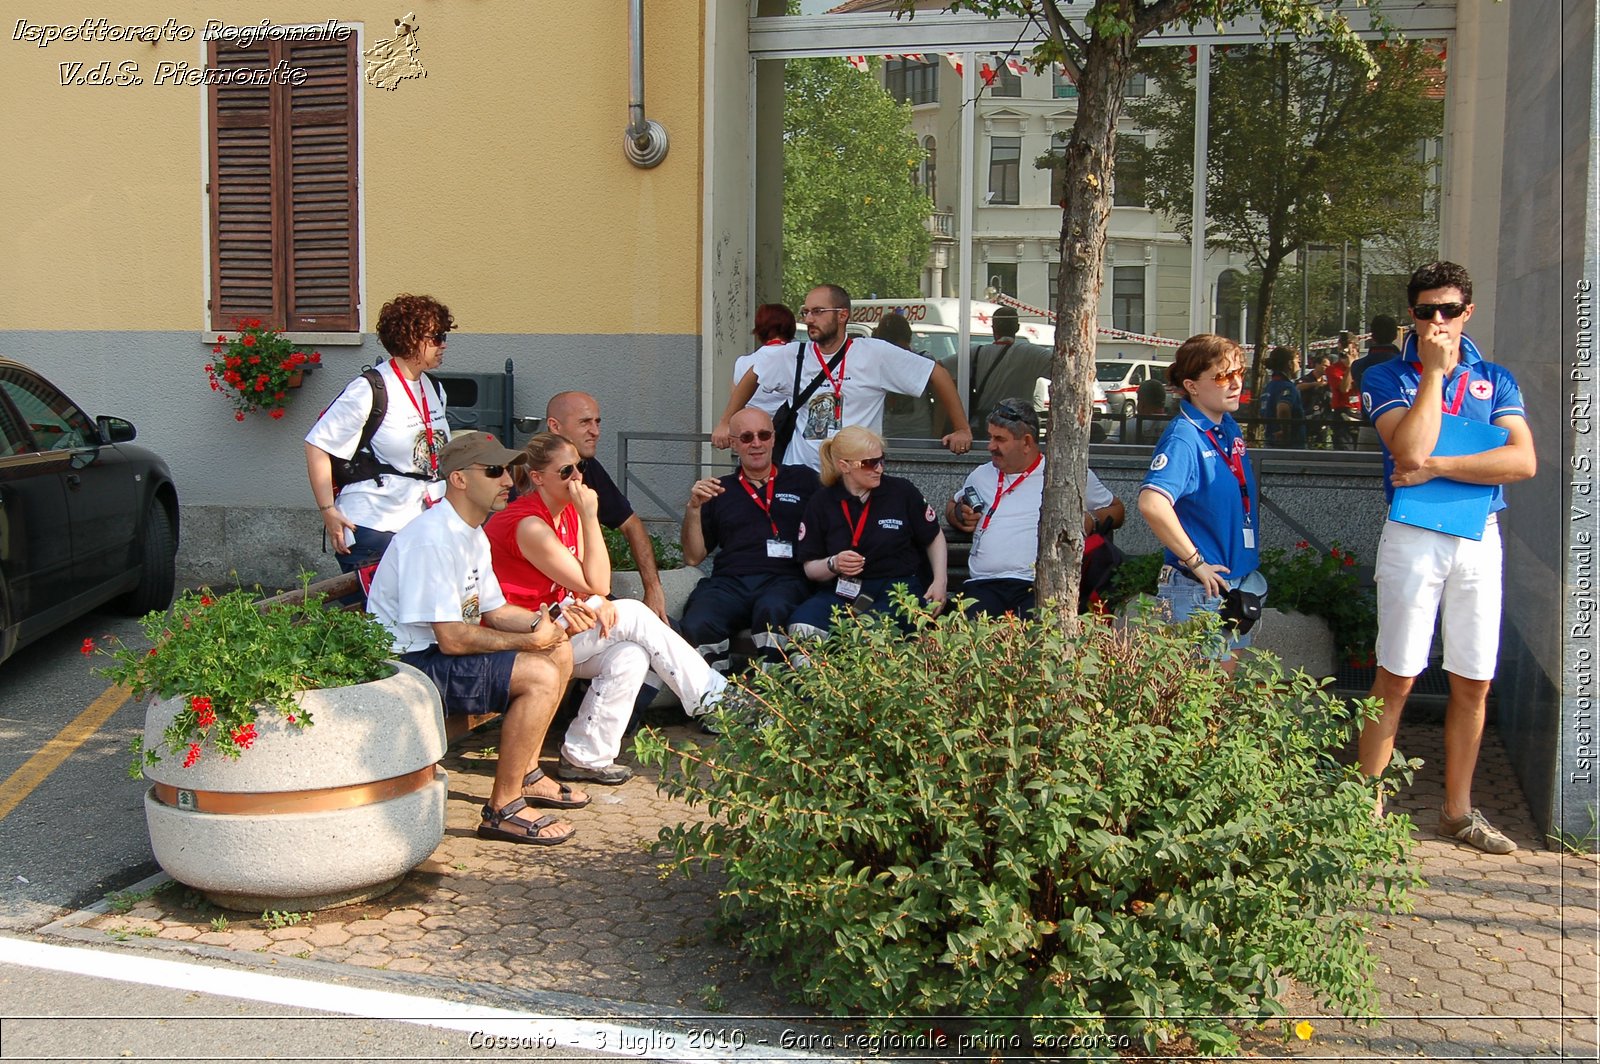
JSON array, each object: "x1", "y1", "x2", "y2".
[
  {"x1": 797, "y1": 521, "x2": 807, "y2": 541},
  {"x1": 879, "y1": 518, "x2": 904, "y2": 530},
  {"x1": 1149, "y1": 453, "x2": 1169, "y2": 471},
  {"x1": 1469, "y1": 379, "x2": 1493, "y2": 401}
]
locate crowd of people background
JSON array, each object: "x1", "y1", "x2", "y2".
[{"x1": 301, "y1": 262, "x2": 1534, "y2": 856}]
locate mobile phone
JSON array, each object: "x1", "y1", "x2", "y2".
[{"x1": 549, "y1": 601, "x2": 569, "y2": 629}]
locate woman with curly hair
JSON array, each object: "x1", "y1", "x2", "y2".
[{"x1": 305, "y1": 294, "x2": 455, "y2": 573}]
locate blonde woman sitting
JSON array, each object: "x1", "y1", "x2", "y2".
[
  {"x1": 485, "y1": 433, "x2": 727, "y2": 783},
  {"x1": 789, "y1": 426, "x2": 947, "y2": 638}
]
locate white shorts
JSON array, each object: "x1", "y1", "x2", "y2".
[{"x1": 1374, "y1": 515, "x2": 1502, "y2": 681}]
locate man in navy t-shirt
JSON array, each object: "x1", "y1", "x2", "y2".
[
  {"x1": 1356, "y1": 261, "x2": 1536, "y2": 855},
  {"x1": 679, "y1": 407, "x2": 820, "y2": 669}
]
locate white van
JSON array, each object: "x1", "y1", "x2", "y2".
[
  {"x1": 847, "y1": 298, "x2": 1056, "y2": 360},
  {"x1": 1094, "y1": 358, "x2": 1171, "y2": 420}
]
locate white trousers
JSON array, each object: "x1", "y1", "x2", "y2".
[
  {"x1": 560, "y1": 598, "x2": 728, "y2": 769},
  {"x1": 1374, "y1": 515, "x2": 1503, "y2": 681}
]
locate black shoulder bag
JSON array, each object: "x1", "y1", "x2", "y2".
[{"x1": 770, "y1": 340, "x2": 850, "y2": 459}]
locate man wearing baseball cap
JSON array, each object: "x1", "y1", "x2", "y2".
[{"x1": 368, "y1": 433, "x2": 584, "y2": 846}]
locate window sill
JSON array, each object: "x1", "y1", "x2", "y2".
[{"x1": 201, "y1": 332, "x2": 365, "y2": 346}]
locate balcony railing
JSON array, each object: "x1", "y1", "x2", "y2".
[{"x1": 926, "y1": 210, "x2": 954, "y2": 240}]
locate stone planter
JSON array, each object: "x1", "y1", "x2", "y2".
[
  {"x1": 142, "y1": 661, "x2": 446, "y2": 912},
  {"x1": 1249, "y1": 608, "x2": 1337, "y2": 680},
  {"x1": 1114, "y1": 599, "x2": 1338, "y2": 680},
  {"x1": 610, "y1": 566, "x2": 704, "y2": 618},
  {"x1": 609, "y1": 567, "x2": 705, "y2": 708}
]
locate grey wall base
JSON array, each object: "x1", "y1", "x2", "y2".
[{"x1": 177, "y1": 506, "x2": 345, "y2": 592}]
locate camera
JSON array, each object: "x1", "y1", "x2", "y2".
[{"x1": 959, "y1": 486, "x2": 986, "y2": 514}]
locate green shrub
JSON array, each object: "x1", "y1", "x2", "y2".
[
  {"x1": 1105, "y1": 550, "x2": 1163, "y2": 612},
  {"x1": 601, "y1": 525, "x2": 684, "y2": 571},
  {"x1": 636, "y1": 593, "x2": 1417, "y2": 1054},
  {"x1": 1257, "y1": 542, "x2": 1377, "y2": 661}
]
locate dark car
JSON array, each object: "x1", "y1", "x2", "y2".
[{"x1": 0, "y1": 358, "x2": 179, "y2": 664}]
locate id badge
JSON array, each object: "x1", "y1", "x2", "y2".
[
  {"x1": 1242, "y1": 527, "x2": 1256, "y2": 550},
  {"x1": 835, "y1": 577, "x2": 863, "y2": 600},
  {"x1": 766, "y1": 539, "x2": 793, "y2": 559}
]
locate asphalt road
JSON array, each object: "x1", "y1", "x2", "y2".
[{"x1": 0, "y1": 605, "x2": 157, "y2": 930}]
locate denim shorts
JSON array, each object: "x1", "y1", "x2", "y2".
[
  {"x1": 1157, "y1": 566, "x2": 1255, "y2": 656},
  {"x1": 401, "y1": 646, "x2": 518, "y2": 717}
]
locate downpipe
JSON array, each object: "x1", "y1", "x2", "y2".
[{"x1": 624, "y1": 0, "x2": 668, "y2": 168}]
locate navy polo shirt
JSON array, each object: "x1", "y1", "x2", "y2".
[
  {"x1": 1361, "y1": 332, "x2": 1526, "y2": 508},
  {"x1": 1140, "y1": 400, "x2": 1260, "y2": 578},
  {"x1": 796, "y1": 475, "x2": 940, "y2": 581},
  {"x1": 577, "y1": 456, "x2": 633, "y2": 530},
  {"x1": 698, "y1": 464, "x2": 821, "y2": 577}
]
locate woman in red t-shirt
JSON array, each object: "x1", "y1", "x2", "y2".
[{"x1": 485, "y1": 434, "x2": 727, "y2": 784}]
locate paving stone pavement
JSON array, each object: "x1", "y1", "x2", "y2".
[{"x1": 41, "y1": 718, "x2": 1600, "y2": 1060}]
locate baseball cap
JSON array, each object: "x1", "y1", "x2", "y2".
[{"x1": 436, "y1": 432, "x2": 527, "y2": 478}]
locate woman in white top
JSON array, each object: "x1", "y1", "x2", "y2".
[{"x1": 304, "y1": 294, "x2": 454, "y2": 573}]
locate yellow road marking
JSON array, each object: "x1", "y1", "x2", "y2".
[{"x1": 0, "y1": 684, "x2": 131, "y2": 820}]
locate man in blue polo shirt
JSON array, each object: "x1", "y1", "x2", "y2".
[{"x1": 1356, "y1": 261, "x2": 1536, "y2": 854}]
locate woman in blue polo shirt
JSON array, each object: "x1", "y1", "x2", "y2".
[{"x1": 1137, "y1": 334, "x2": 1261, "y2": 671}]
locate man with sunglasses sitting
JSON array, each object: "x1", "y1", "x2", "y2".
[
  {"x1": 946, "y1": 399, "x2": 1123, "y2": 617},
  {"x1": 367, "y1": 433, "x2": 582, "y2": 846},
  {"x1": 1356, "y1": 260, "x2": 1537, "y2": 855},
  {"x1": 678, "y1": 407, "x2": 821, "y2": 671}
]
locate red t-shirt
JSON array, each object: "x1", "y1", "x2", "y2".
[
  {"x1": 1327, "y1": 362, "x2": 1360, "y2": 411},
  {"x1": 484, "y1": 493, "x2": 580, "y2": 610}
]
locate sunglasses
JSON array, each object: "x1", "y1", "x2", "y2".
[
  {"x1": 1209, "y1": 367, "x2": 1245, "y2": 386},
  {"x1": 555, "y1": 463, "x2": 577, "y2": 480},
  {"x1": 432, "y1": 331, "x2": 450, "y2": 344},
  {"x1": 1411, "y1": 302, "x2": 1468, "y2": 322},
  {"x1": 476, "y1": 464, "x2": 506, "y2": 478},
  {"x1": 854, "y1": 455, "x2": 886, "y2": 470},
  {"x1": 736, "y1": 429, "x2": 775, "y2": 444}
]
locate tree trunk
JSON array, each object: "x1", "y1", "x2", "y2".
[
  {"x1": 1036, "y1": 37, "x2": 1134, "y2": 628},
  {"x1": 1247, "y1": 249, "x2": 1288, "y2": 399}
]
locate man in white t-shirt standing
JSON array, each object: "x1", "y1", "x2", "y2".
[
  {"x1": 367, "y1": 433, "x2": 585, "y2": 847},
  {"x1": 945, "y1": 399, "x2": 1123, "y2": 617},
  {"x1": 711, "y1": 284, "x2": 974, "y2": 469}
]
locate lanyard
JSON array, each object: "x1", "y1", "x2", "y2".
[
  {"x1": 739, "y1": 468, "x2": 780, "y2": 537},
  {"x1": 840, "y1": 493, "x2": 872, "y2": 548},
  {"x1": 1195, "y1": 421, "x2": 1251, "y2": 519},
  {"x1": 391, "y1": 363, "x2": 438, "y2": 475},
  {"x1": 814, "y1": 342, "x2": 847, "y2": 419},
  {"x1": 979, "y1": 453, "x2": 1043, "y2": 532},
  {"x1": 1404, "y1": 361, "x2": 1471, "y2": 416}
]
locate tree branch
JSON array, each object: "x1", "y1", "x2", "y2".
[
  {"x1": 1135, "y1": 0, "x2": 1199, "y2": 38},
  {"x1": 1039, "y1": 1, "x2": 1084, "y2": 83}
]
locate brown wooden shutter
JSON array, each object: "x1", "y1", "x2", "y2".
[
  {"x1": 208, "y1": 41, "x2": 278, "y2": 331},
  {"x1": 207, "y1": 36, "x2": 359, "y2": 333},
  {"x1": 283, "y1": 38, "x2": 359, "y2": 331}
]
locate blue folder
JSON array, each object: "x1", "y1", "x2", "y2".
[{"x1": 1387, "y1": 413, "x2": 1509, "y2": 540}]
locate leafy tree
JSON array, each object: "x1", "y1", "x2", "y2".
[
  {"x1": 1130, "y1": 40, "x2": 1443, "y2": 393},
  {"x1": 899, "y1": 1, "x2": 1380, "y2": 622},
  {"x1": 782, "y1": 57, "x2": 932, "y2": 308}
]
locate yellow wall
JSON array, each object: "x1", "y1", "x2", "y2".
[{"x1": 0, "y1": 3, "x2": 702, "y2": 335}]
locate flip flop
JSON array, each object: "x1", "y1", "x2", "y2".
[
  {"x1": 476, "y1": 798, "x2": 575, "y2": 846},
  {"x1": 520, "y1": 768, "x2": 590, "y2": 810}
]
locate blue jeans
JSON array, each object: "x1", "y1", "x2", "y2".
[
  {"x1": 1157, "y1": 566, "x2": 1255, "y2": 657},
  {"x1": 337, "y1": 525, "x2": 394, "y2": 574},
  {"x1": 788, "y1": 574, "x2": 928, "y2": 634}
]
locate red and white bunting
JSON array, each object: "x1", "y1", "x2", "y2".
[
  {"x1": 979, "y1": 62, "x2": 998, "y2": 87},
  {"x1": 943, "y1": 53, "x2": 963, "y2": 77},
  {"x1": 1005, "y1": 57, "x2": 1028, "y2": 77},
  {"x1": 900, "y1": 52, "x2": 925, "y2": 62},
  {"x1": 845, "y1": 55, "x2": 869, "y2": 72}
]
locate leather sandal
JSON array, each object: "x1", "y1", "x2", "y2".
[
  {"x1": 476, "y1": 797, "x2": 575, "y2": 846},
  {"x1": 520, "y1": 768, "x2": 590, "y2": 810}
]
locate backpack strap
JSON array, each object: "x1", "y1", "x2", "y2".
[{"x1": 356, "y1": 366, "x2": 387, "y2": 456}]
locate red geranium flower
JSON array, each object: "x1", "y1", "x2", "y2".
[
  {"x1": 270, "y1": 408, "x2": 286, "y2": 420},
  {"x1": 310, "y1": 352, "x2": 322, "y2": 364},
  {"x1": 182, "y1": 743, "x2": 202, "y2": 768},
  {"x1": 231, "y1": 723, "x2": 257, "y2": 750},
  {"x1": 199, "y1": 595, "x2": 215, "y2": 607},
  {"x1": 234, "y1": 411, "x2": 246, "y2": 421},
  {"x1": 1296, "y1": 540, "x2": 1310, "y2": 550},
  {"x1": 190, "y1": 696, "x2": 216, "y2": 728},
  {"x1": 80, "y1": 638, "x2": 95, "y2": 655},
  {"x1": 241, "y1": 335, "x2": 256, "y2": 347},
  {"x1": 1344, "y1": 555, "x2": 1356, "y2": 567},
  {"x1": 247, "y1": 354, "x2": 261, "y2": 365}
]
